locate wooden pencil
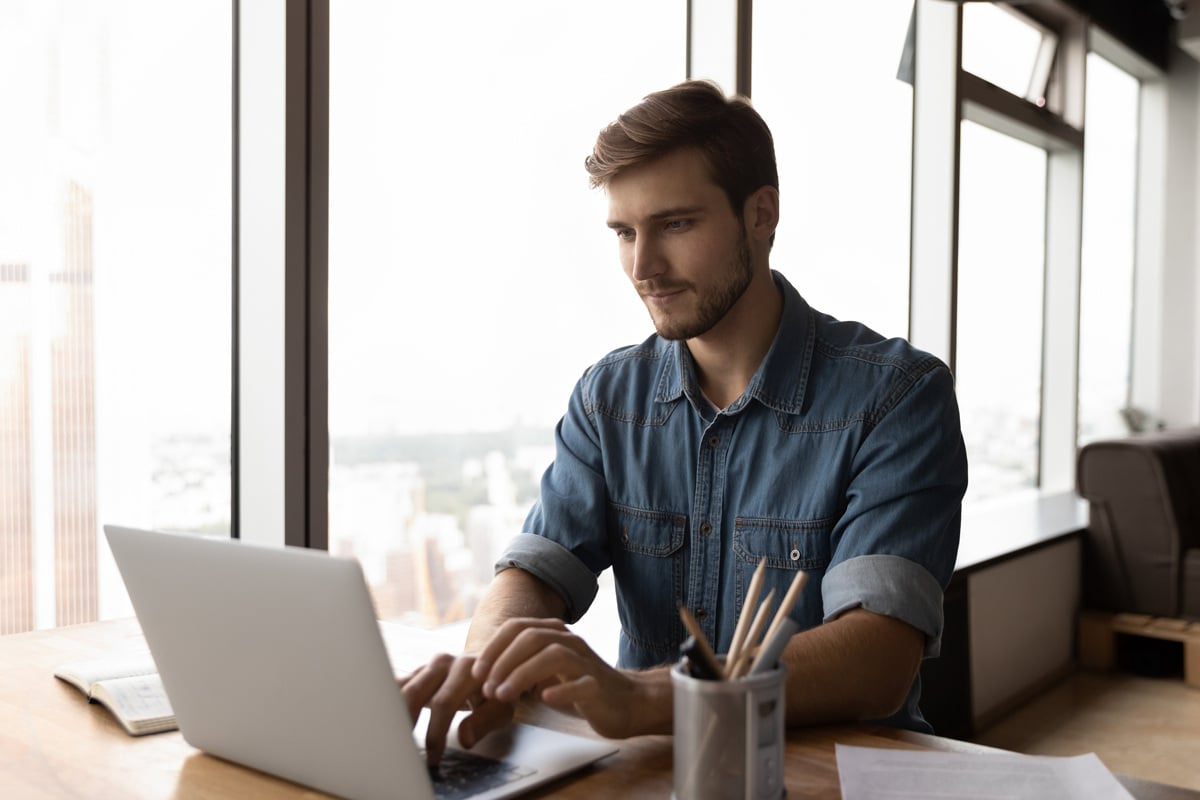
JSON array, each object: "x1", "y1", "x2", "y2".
[
  {"x1": 728, "y1": 587, "x2": 776, "y2": 679},
  {"x1": 749, "y1": 569, "x2": 808, "y2": 674}
]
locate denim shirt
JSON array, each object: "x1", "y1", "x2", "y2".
[{"x1": 497, "y1": 271, "x2": 967, "y2": 732}]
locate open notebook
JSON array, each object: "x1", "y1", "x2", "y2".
[{"x1": 104, "y1": 525, "x2": 616, "y2": 800}]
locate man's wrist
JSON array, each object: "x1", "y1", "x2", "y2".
[{"x1": 626, "y1": 667, "x2": 674, "y2": 736}]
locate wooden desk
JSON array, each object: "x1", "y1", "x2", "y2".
[{"x1": 2, "y1": 619, "x2": 1197, "y2": 800}]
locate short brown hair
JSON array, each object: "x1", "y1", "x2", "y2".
[{"x1": 585, "y1": 80, "x2": 779, "y2": 219}]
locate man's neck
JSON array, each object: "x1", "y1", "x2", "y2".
[{"x1": 687, "y1": 270, "x2": 783, "y2": 410}]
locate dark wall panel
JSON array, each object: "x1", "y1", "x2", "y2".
[{"x1": 1063, "y1": 0, "x2": 1174, "y2": 70}]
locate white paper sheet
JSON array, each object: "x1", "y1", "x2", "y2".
[{"x1": 836, "y1": 744, "x2": 1135, "y2": 800}]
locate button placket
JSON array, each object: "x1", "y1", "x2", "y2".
[{"x1": 691, "y1": 419, "x2": 726, "y2": 649}]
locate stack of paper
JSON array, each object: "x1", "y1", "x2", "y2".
[{"x1": 836, "y1": 744, "x2": 1135, "y2": 800}]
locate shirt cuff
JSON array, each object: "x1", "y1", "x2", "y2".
[
  {"x1": 822, "y1": 554, "x2": 945, "y2": 658},
  {"x1": 495, "y1": 532, "x2": 599, "y2": 624}
]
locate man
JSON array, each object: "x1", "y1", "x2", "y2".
[{"x1": 402, "y1": 80, "x2": 967, "y2": 764}]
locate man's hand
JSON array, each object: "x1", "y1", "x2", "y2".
[
  {"x1": 401, "y1": 616, "x2": 673, "y2": 765},
  {"x1": 399, "y1": 652, "x2": 516, "y2": 766},
  {"x1": 399, "y1": 568, "x2": 576, "y2": 765},
  {"x1": 472, "y1": 618, "x2": 671, "y2": 740}
]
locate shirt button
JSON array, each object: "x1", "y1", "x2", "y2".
[
  {"x1": 708, "y1": 435, "x2": 719, "y2": 448},
  {"x1": 695, "y1": 608, "x2": 707, "y2": 621},
  {"x1": 790, "y1": 548, "x2": 801, "y2": 561},
  {"x1": 700, "y1": 521, "x2": 713, "y2": 536}
]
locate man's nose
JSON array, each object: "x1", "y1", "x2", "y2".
[{"x1": 631, "y1": 236, "x2": 665, "y2": 282}]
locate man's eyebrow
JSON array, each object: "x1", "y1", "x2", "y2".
[{"x1": 606, "y1": 206, "x2": 707, "y2": 229}]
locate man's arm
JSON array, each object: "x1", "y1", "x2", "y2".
[
  {"x1": 791, "y1": 361, "x2": 964, "y2": 726},
  {"x1": 464, "y1": 567, "x2": 568, "y2": 649},
  {"x1": 474, "y1": 604, "x2": 920, "y2": 737},
  {"x1": 779, "y1": 608, "x2": 925, "y2": 725}
]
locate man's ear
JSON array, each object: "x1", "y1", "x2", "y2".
[{"x1": 744, "y1": 185, "x2": 779, "y2": 244}]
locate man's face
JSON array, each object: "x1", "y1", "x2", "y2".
[{"x1": 605, "y1": 149, "x2": 754, "y2": 342}]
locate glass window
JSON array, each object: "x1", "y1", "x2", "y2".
[
  {"x1": 962, "y1": 3, "x2": 1054, "y2": 102},
  {"x1": 0, "y1": 1, "x2": 233, "y2": 633},
  {"x1": 956, "y1": 121, "x2": 1047, "y2": 504},
  {"x1": 328, "y1": 1, "x2": 684, "y2": 628},
  {"x1": 1078, "y1": 53, "x2": 1139, "y2": 443},
  {"x1": 750, "y1": 0, "x2": 912, "y2": 339}
]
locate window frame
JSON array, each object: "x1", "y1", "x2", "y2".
[{"x1": 910, "y1": 0, "x2": 1086, "y2": 497}]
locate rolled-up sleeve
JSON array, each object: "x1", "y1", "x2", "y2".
[
  {"x1": 495, "y1": 533, "x2": 598, "y2": 623},
  {"x1": 823, "y1": 554, "x2": 947, "y2": 656}
]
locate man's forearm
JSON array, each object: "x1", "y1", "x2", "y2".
[
  {"x1": 465, "y1": 568, "x2": 568, "y2": 652},
  {"x1": 778, "y1": 608, "x2": 924, "y2": 725}
]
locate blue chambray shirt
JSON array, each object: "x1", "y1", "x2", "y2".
[{"x1": 497, "y1": 270, "x2": 967, "y2": 732}]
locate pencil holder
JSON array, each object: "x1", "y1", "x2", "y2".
[{"x1": 671, "y1": 660, "x2": 786, "y2": 800}]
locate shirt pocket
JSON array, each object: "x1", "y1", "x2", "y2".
[
  {"x1": 733, "y1": 516, "x2": 833, "y2": 570},
  {"x1": 607, "y1": 502, "x2": 687, "y2": 658},
  {"x1": 733, "y1": 517, "x2": 833, "y2": 626}
]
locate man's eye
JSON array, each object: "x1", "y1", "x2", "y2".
[
  {"x1": 615, "y1": 229, "x2": 635, "y2": 241},
  {"x1": 665, "y1": 219, "x2": 690, "y2": 232}
]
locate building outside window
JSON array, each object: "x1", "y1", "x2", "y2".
[{"x1": 0, "y1": 1, "x2": 232, "y2": 633}]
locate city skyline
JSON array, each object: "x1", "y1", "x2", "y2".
[{"x1": 0, "y1": 178, "x2": 101, "y2": 634}]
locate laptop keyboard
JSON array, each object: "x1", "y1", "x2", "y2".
[{"x1": 423, "y1": 748, "x2": 537, "y2": 800}]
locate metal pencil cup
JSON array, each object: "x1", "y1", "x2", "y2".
[{"x1": 671, "y1": 661, "x2": 786, "y2": 800}]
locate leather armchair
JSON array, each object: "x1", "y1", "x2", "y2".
[{"x1": 1077, "y1": 427, "x2": 1200, "y2": 620}]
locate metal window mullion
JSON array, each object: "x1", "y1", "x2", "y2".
[
  {"x1": 231, "y1": 0, "x2": 240, "y2": 539},
  {"x1": 1039, "y1": 147, "x2": 1083, "y2": 492},
  {"x1": 306, "y1": 0, "x2": 329, "y2": 552},
  {"x1": 281, "y1": 2, "x2": 307, "y2": 548},
  {"x1": 236, "y1": 0, "x2": 328, "y2": 550},
  {"x1": 909, "y1": 0, "x2": 962, "y2": 372},
  {"x1": 735, "y1": 0, "x2": 752, "y2": 97},
  {"x1": 960, "y1": 72, "x2": 1083, "y2": 152},
  {"x1": 1038, "y1": 14, "x2": 1086, "y2": 492},
  {"x1": 1129, "y1": 80, "x2": 1168, "y2": 423}
]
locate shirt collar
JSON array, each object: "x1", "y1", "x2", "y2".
[{"x1": 653, "y1": 270, "x2": 815, "y2": 415}]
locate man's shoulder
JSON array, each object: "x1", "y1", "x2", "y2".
[
  {"x1": 801, "y1": 312, "x2": 952, "y2": 422},
  {"x1": 809, "y1": 312, "x2": 946, "y2": 378},
  {"x1": 575, "y1": 334, "x2": 678, "y2": 422},
  {"x1": 773, "y1": 269, "x2": 944, "y2": 378}
]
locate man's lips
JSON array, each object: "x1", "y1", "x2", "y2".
[{"x1": 639, "y1": 285, "x2": 688, "y2": 304}]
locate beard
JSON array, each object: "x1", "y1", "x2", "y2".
[{"x1": 644, "y1": 232, "x2": 755, "y2": 341}]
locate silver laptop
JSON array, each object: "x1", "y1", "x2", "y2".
[{"x1": 104, "y1": 525, "x2": 617, "y2": 800}]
